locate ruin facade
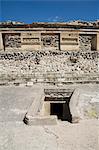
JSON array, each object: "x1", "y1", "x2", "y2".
[
  {"x1": 0, "y1": 21, "x2": 99, "y2": 124},
  {"x1": 0, "y1": 21, "x2": 99, "y2": 51}
]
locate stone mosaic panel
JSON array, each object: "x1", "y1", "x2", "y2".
[
  {"x1": 79, "y1": 35, "x2": 92, "y2": 51},
  {"x1": 4, "y1": 34, "x2": 21, "y2": 48},
  {"x1": 41, "y1": 34, "x2": 60, "y2": 50}
]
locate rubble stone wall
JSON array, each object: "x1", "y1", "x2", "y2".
[{"x1": 0, "y1": 50, "x2": 98, "y2": 85}]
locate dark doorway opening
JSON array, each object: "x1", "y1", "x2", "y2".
[
  {"x1": 50, "y1": 101, "x2": 72, "y2": 123},
  {"x1": 50, "y1": 103, "x2": 63, "y2": 119},
  {"x1": 2, "y1": 34, "x2": 5, "y2": 51}
]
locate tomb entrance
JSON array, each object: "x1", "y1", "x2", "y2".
[
  {"x1": 24, "y1": 88, "x2": 74, "y2": 125},
  {"x1": 44, "y1": 89, "x2": 73, "y2": 122}
]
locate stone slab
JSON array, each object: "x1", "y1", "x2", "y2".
[{"x1": 24, "y1": 115, "x2": 57, "y2": 125}]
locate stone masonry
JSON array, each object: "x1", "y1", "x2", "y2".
[{"x1": 0, "y1": 50, "x2": 98, "y2": 85}]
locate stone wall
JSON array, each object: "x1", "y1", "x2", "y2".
[
  {"x1": 0, "y1": 32, "x2": 98, "y2": 51},
  {"x1": 60, "y1": 32, "x2": 79, "y2": 51},
  {"x1": 0, "y1": 50, "x2": 98, "y2": 85}
]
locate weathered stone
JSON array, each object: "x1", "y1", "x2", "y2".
[
  {"x1": 0, "y1": 51, "x2": 98, "y2": 84},
  {"x1": 70, "y1": 85, "x2": 99, "y2": 121}
]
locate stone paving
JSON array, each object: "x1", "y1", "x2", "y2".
[
  {"x1": 0, "y1": 119, "x2": 98, "y2": 150},
  {"x1": 0, "y1": 86, "x2": 39, "y2": 122}
]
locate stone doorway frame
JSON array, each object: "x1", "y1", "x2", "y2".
[{"x1": 24, "y1": 88, "x2": 73, "y2": 125}]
